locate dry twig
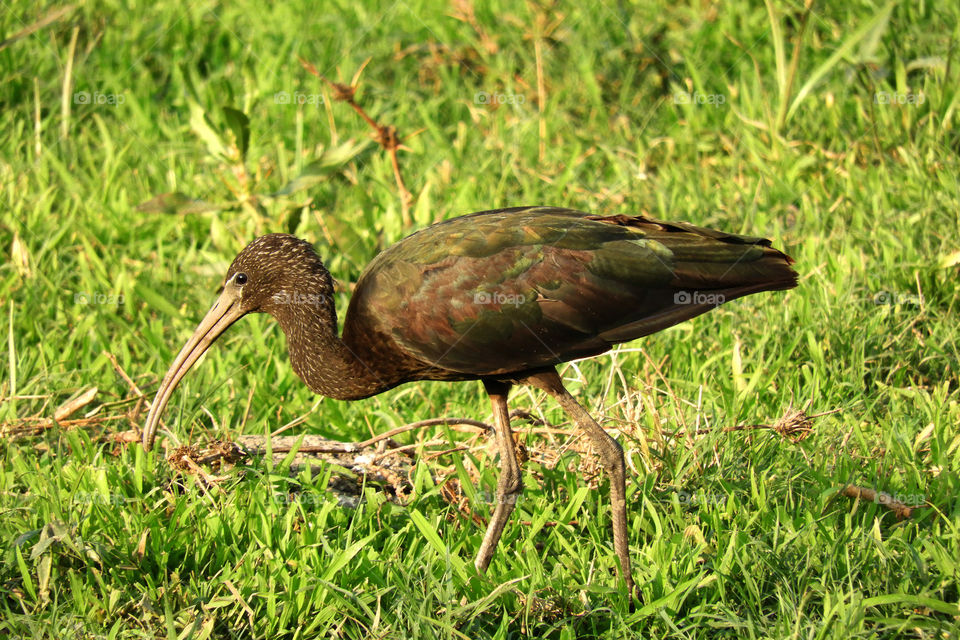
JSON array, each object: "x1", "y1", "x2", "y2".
[
  {"x1": 300, "y1": 57, "x2": 415, "y2": 227},
  {"x1": 838, "y1": 484, "x2": 918, "y2": 520},
  {"x1": 662, "y1": 407, "x2": 838, "y2": 443}
]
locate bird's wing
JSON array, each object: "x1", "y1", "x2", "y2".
[{"x1": 344, "y1": 207, "x2": 797, "y2": 376}]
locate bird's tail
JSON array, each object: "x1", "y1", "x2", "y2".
[{"x1": 592, "y1": 215, "x2": 798, "y2": 343}]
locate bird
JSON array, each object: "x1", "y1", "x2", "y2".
[{"x1": 142, "y1": 206, "x2": 798, "y2": 595}]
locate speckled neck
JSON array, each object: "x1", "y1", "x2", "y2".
[{"x1": 271, "y1": 290, "x2": 390, "y2": 401}]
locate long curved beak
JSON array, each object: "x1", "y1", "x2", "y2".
[{"x1": 142, "y1": 284, "x2": 246, "y2": 450}]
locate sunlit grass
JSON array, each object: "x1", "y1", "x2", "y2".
[{"x1": 1, "y1": 0, "x2": 958, "y2": 637}]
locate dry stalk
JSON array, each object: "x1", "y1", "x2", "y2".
[{"x1": 300, "y1": 57, "x2": 415, "y2": 227}]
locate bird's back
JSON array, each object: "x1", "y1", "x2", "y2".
[{"x1": 343, "y1": 207, "x2": 797, "y2": 379}]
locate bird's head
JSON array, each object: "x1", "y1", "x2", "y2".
[
  {"x1": 223, "y1": 234, "x2": 335, "y2": 316},
  {"x1": 142, "y1": 234, "x2": 334, "y2": 450}
]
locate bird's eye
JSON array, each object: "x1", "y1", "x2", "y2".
[{"x1": 235, "y1": 273, "x2": 248, "y2": 286}]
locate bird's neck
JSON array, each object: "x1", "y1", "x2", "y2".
[{"x1": 272, "y1": 293, "x2": 387, "y2": 400}]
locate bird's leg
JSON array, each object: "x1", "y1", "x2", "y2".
[
  {"x1": 474, "y1": 380, "x2": 523, "y2": 573},
  {"x1": 523, "y1": 369, "x2": 636, "y2": 596}
]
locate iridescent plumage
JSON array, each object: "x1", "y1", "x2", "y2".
[{"x1": 142, "y1": 206, "x2": 798, "y2": 595}]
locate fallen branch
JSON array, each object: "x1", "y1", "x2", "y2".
[
  {"x1": 357, "y1": 417, "x2": 493, "y2": 449},
  {"x1": 838, "y1": 484, "x2": 918, "y2": 520},
  {"x1": 1, "y1": 414, "x2": 126, "y2": 438},
  {"x1": 54, "y1": 387, "x2": 99, "y2": 421}
]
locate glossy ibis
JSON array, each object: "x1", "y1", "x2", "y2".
[{"x1": 142, "y1": 206, "x2": 798, "y2": 594}]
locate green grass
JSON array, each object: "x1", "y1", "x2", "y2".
[{"x1": 2, "y1": 0, "x2": 959, "y2": 637}]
